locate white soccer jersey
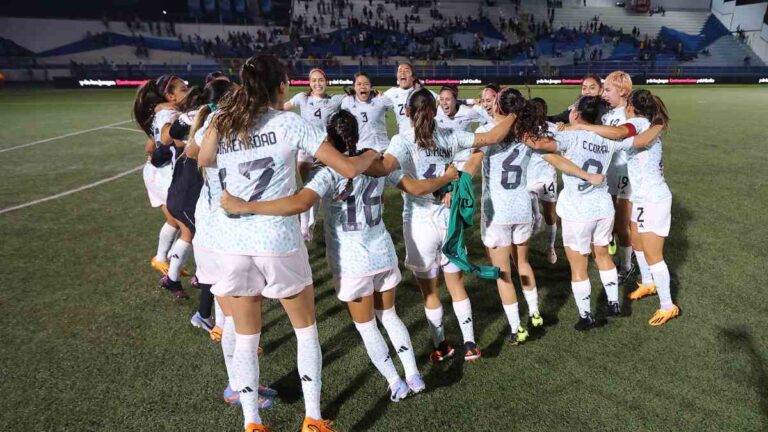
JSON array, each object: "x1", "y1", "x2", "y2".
[
  {"x1": 385, "y1": 127, "x2": 475, "y2": 223},
  {"x1": 192, "y1": 113, "x2": 222, "y2": 250},
  {"x1": 554, "y1": 130, "x2": 632, "y2": 222},
  {"x1": 602, "y1": 105, "x2": 629, "y2": 182},
  {"x1": 209, "y1": 109, "x2": 327, "y2": 256},
  {"x1": 527, "y1": 122, "x2": 558, "y2": 183},
  {"x1": 340, "y1": 95, "x2": 393, "y2": 152},
  {"x1": 153, "y1": 108, "x2": 179, "y2": 167},
  {"x1": 437, "y1": 105, "x2": 484, "y2": 164},
  {"x1": 305, "y1": 167, "x2": 403, "y2": 276},
  {"x1": 623, "y1": 117, "x2": 672, "y2": 204},
  {"x1": 288, "y1": 93, "x2": 345, "y2": 129},
  {"x1": 476, "y1": 123, "x2": 534, "y2": 225},
  {"x1": 383, "y1": 86, "x2": 439, "y2": 134},
  {"x1": 472, "y1": 103, "x2": 494, "y2": 125}
]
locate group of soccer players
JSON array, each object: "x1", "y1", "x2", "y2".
[{"x1": 134, "y1": 55, "x2": 679, "y2": 432}]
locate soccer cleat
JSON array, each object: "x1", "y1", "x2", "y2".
[
  {"x1": 629, "y1": 282, "x2": 657, "y2": 301},
  {"x1": 529, "y1": 313, "x2": 544, "y2": 328},
  {"x1": 606, "y1": 301, "x2": 622, "y2": 317},
  {"x1": 245, "y1": 423, "x2": 272, "y2": 432},
  {"x1": 574, "y1": 312, "x2": 597, "y2": 331},
  {"x1": 429, "y1": 341, "x2": 455, "y2": 363},
  {"x1": 406, "y1": 373, "x2": 426, "y2": 394},
  {"x1": 160, "y1": 275, "x2": 189, "y2": 299},
  {"x1": 463, "y1": 341, "x2": 481, "y2": 362},
  {"x1": 618, "y1": 263, "x2": 635, "y2": 286},
  {"x1": 209, "y1": 326, "x2": 223, "y2": 342},
  {"x1": 191, "y1": 312, "x2": 215, "y2": 333},
  {"x1": 648, "y1": 305, "x2": 680, "y2": 326},
  {"x1": 222, "y1": 385, "x2": 240, "y2": 405},
  {"x1": 150, "y1": 257, "x2": 169, "y2": 275},
  {"x1": 301, "y1": 417, "x2": 337, "y2": 432},
  {"x1": 509, "y1": 326, "x2": 529, "y2": 346},
  {"x1": 389, "y1": 379, "x2": 410, "y2": 402},
  {"x1": 608, "y1": 235, "x2": 617, "y2": 256},
  {"x1": 546, "y1": 246, "x2": 557, "y2": 264},
  {"x1": 258, "y1": 384, "x2": 278, "y2": 398}
]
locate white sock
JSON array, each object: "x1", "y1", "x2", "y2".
[
  {"x1": 530, "y1": 193, "x2": 541, "y2": 230},
  {"x1": 232, "y1": 332, "x2": 261, "y2": 427},
  {"x1": 167, "y1": 239, "x2": 191, "y2": 281},
  {"x1": 522, "y1": 287, "x2": 539, "y2": 316},
  {"x1": 354, "y1": 319, "x2": 401, "y2": 387},
  {"x1": 599, "y1": 268, "x2": 619, "y2": 302},
  {"x1": 155, "y1": 223, "x2": 178, "y2": 262},
  {"x1": 547, "y1": 223, "x2": 557, "y2": 247},
  {"x1": 214, "y1": 298, "x2": 225, "y2": 328},
  {"x1": 452, "y1": 298, "x2": 475, "y2": 344},
  {"x1": 620, "y1": 246, "x2": 633, "y2": 272},
  {"x1": 502, "y1": 302, "x2": 521, "y2": 332},
  {"x1": 571, "y1": 280, "x2": 592, "y2": 318},
  {"x1": 424, "y1": 306, "x2": 445, "y2": 347},
  {"x1": 649, "y1": 261, "x2": 673, "y2": 310},
  {"x1": 635, "y1": 250, "x2": 654, "y2": 284},
  {"x1": 376, "y1": 307, "x2": 418, "y2": 379},
  {"x1": 222, "y1": 317, "x2": 237, "y2": 389},
  {"x1": 294, "y1": 324, "x2": 323, "y2": 420}
]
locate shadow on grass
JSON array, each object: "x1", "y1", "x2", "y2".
[{"x1": 719, "y1": 325, "x2": 768, "y2": 422}]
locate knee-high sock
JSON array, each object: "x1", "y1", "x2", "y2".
[
  {"x1": 599, "y1": 268, "x2": 619, "y2": 303},
  {"x1": 650, "y1": 261, "x2": 673, "y2": 310},
  {"x1": 167, "y1": 239, "x2": 191, "y2": 281},
  {"x1": 354, "y1": 319, "x2": 401, "y2": 387},
  {"x1": 214, "y1": 298, "x2": 225, "y2": 328},
  {"x1": 424, "y1": 306, "x2": 445, "y2": 347},
  {"x1": 232, "y1": 332, "x2": 261, "y2": 427},
  {"x1": 522, "y1": 287, "x2": 540, "y2": 316},
  {"x1": 635, "y1": 250, "x2": 654, "y2": 285},
  {"x1": 571, "y1": 280, "x2": 592, "y2": 318},
  {"x1": 222, "y1": 317, "x2": 237, "y2": 389},
  {"x1": 502, "y1": 302, "x2": 521, "y2": 331},
  {"x1": 375, "y1": 307, "x2": 418, "y2": 379},
  {"x1": 295, "y1": 324, "x2": 323, "y2": 420},
  {"x1": 155, "y1": 222, "x2": 178, "y2": 262},
  {"x1": 547, "y1": 223, "x2": 557, "y2": 247},
  {"x1": 452, "y1": 298, "x2": 475, "y2": 344}
]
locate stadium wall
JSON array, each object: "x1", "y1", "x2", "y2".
[{"x1": 0, "y1": 17, "x2": 283, "y2": 53}]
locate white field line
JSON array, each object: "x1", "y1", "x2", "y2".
[
  {"x1": 0, "y1": 165, "x2": 144, "y2": 215},
  {"x1": 107, "y1": 126, "x2": 144, "y2": 133},
  {"x1": 0, "y1": 120, "x2": 134, "y2": 154}
]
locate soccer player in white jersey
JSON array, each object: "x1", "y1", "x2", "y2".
[
  {"x1": 527, "y1": 97, "x2": 560, "y2": 264},
  {"x1": 133, "y1": 74, "x2": 192, "y2": 298},
  {"x1": 284, "y1": 68, "x2": 345, "y2": 240},
  {"x1": 197, "y1": 55, "x2": 379, "y2": 432},
  {"x1": 436, "y1": 85, "x2": 485, "y2": 170},
  {"x1": 220, "y1": 110, "x2": 461, "y2": 402},
  {"x1": 466, "y1": 88, "x2": 603, "y2": 344},
  {"x1": 602, "y1": 71, "x2": 635, "y2": 283},
  {"x1": 383, "y1": 63, "x2": 438, "y2": 134},
  {"x1": 341, "y1": 72, "x2": 393, "y2": 152},
  {"x1": 569, "y1": 90, "x2": 678, "y2": 325},
  {"x1": 367, "y1": 88, "x2": 515, "y2": 363},
  {"x1": 527, "y1": 96, "x2": 662, "y2": 331},
  {"x1": 184, "y1": 87, "x2": 277, "y2": 411}
]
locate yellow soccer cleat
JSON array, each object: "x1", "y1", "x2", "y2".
[
  {"x1": 150, "y1": 257, "x2": 169, "y2": 275},
  {"x1": 245, "y1": 423, "x2": 272, "y2": 432},
  {"x1": 209, "y1": 326, "x2": 223, "y2": 342},
  {"x1": 629, "y1": 282, "x2": 657, "y2": 301},
  {"x1": 301, "y1": 417, "x2": 337, "y2": 432},
  {"x1": 648, "y1": 305, "x2": 680, "y2": 326}
]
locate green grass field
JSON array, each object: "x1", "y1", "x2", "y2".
[{"x1": 1, "y1": 85, "x2": 767, "y2": 432}]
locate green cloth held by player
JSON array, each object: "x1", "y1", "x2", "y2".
[{"x1": 441, "y1": 171, "x2": 500, "y2": 280}]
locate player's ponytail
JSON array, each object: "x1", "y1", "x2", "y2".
[
  {"x1": 629, "y1": 89, "x2": 669, "y2": 130},
  {"x1": 324, "y1": 110, "x2": 360, "y2": 200},
  {"x1": 189, "y1": 79, "x2": 233, "y2": 141},
  {"x1": 214, "y1": 54, "x2": 286, "y2": 143},
  {"x1": 408, "y1": 88, "x2": 437, "y2": 150},
  {"x1": 133, "y1": 74, "x2": 183, "y2": 136}
]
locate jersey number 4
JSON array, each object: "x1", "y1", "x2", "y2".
[{"x1": 314, "y1": 108, "x2": 322, "y2": 119}]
